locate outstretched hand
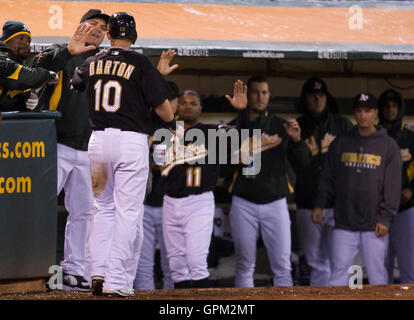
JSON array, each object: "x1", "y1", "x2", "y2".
[
  {"x1": 68, "y1": 24, "x2": 97, "y2": 55},
  {"x1": 157, "y1": 49, "x2": 179, "y2": 76},
  {"x1": 225, "y1": 80, "x2": 247, "y2": 110}
]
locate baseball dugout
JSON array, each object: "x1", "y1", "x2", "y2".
[{"x1": 0, "y1": 111, "x2": 60, "y2": 281}]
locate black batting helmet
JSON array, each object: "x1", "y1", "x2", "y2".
[{"x1": 108, "y1": 12, "x2": 137, "y2": 44}]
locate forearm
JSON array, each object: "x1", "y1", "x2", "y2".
[
  {"x1": 314, "y1": 184, "x2": 333, "y2": 209},
  {"x1": 313, "y1": 149, "x2": 336, "y2": 208},
  {"x1": 314, "y1": 178, "x2": 336, "y2": 209},
  {"x1": 71, "y1": 64, "x2": 88, "y2": 92},
  {"x1": 377, "y1": 206, "x2": 395, "y2": 228},
  {"x1": 0, "y1": 92, "x2": 26, "y2": 112},
  {"x1": 154, "y1": 99, "x2": 174, "y2": 123},
  {"x1": 0, "y1": 64, "x2": 52, "y2": 90},
  {"x1": 30, "y1": 46, "x2": 72, "y2": 72},
  {"x1": 71, "y1": 72, "x2": 85, "y2": 92},
  {"x1": 379, "y1": 148, "x2": 402, "y2": 224},
  {"x1": 287, "y1": 139, "x2": 311, "y2": 169}
]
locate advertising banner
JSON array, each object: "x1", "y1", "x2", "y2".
[{"x1": 0, "y1": 117, "x2": 57, "y2": 280}]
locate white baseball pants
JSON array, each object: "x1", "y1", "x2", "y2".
[
  {"x1": 57, "y1": 143, "x2": 94, "y2": 278},
  {"x1": 162, "y1": 191, "x2": 215, "y2": 283},
  {"x1": 229, "y1": 195, "x2": 293, "y2": 288},
  {"x1": 296, "y1": 208, "x2": 334, "y2": 286},
  {"x1": 328, "y1": 229, "x2": 389, "y2": 286},
  {"x1": 134, "y1": 205, "x2": 173, "y2": 290},
  {"x1": 87, "y1": 128, "x2": 149, "y2": 291}
]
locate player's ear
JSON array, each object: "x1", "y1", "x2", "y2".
[{"x1": 106, "y1": 32, "x2": 111, "y2": 41}]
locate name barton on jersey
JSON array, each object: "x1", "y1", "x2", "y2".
[{"x1": 89, "y1": 59, "x2": 135, "y2": 80}]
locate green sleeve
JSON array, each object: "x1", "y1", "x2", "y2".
[
  {"x1": 29, "y1": 44, "x2": 73, "y2": 72},
  {"x1": 0, "y1": 88, "x2": 26, "y2": 112},
  {"x1": 0, "y1": 54, "x2": 53, "y2": 90}
]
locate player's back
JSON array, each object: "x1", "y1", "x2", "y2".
[{"x1": 85, "y1": 47, "x2": 169, "y2": 134}]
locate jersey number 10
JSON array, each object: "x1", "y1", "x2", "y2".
[{"x1": 94, "y1": 79, "x2": 122, "y2": 113}]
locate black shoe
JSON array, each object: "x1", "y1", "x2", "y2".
[
  {"x1": 91, "y1": 276, "x2": 104, "y2": 296},
  {"x1": 61, "y1": 273, "x2": 90, "y2": 292},
  {"x1": 192, "y1": 277, "x2": 210, "y2": 288},
  {"x1": 174, "y1": 280, "x2": 193, "y2": 289}
]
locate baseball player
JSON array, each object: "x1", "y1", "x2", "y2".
[
  {"x1": 134, "y1": 80, "x2": 180, "y2": 291},
  {"x1": 159, "y1": 84, "x2": 246, "y2": 289},
  {"x1": 226, "y1": 76, "x2": 311, "y2": 288},
  {"x1": 0, "y1": 21, "x2": 58, "y2": 111},
  {"x1": 312, "y1": 93, "x2": 402, "y2": 286},
  {"x1": 295, "y1": 78, "x2": 353, "y2": 286},
  {"x1": 30, "y1": 9, "x2": 110, "y2": 291},
  {"x1": 72, "y1": 12, "x2": 176, "y2": 297},
  {"x1": 378, "y1": 89, "x2": 414, "y2": 284}
]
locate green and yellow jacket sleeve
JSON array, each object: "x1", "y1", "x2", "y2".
[
  {"x1": 0, "y1": 55, "x2": 53, "y2": 90},
  {"x1": 0, "y1": 87, "x2": 26, "y2": 111},
  {"x1": 29, "y1": 43, "x2": 96, "y2": 151},
  {"x1": 29, "y1": 44, "x2": 73, "y2": 72}
]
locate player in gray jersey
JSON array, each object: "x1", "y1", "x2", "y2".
[{"x1": 313, "y1": 93, "x2": 402, "y2": 286}]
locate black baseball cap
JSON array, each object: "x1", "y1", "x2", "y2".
[
  {"x1": 80, "y1": 9, "x2": 110, "y2": 24},
  {"x1": 302, "y1": 77, "x2": 328, "y2": 95},
  {"x1": 0, "y1": 21, "x2": 31, "y2": 43},
  {"x1": 352, "y1": 93, "x2": 378, "y2": 109}
]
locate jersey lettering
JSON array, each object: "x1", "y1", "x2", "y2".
[
  {"x1": 111, "y1": 61, "x2": 120, "y2": 75},
  {"x1": 96, "y1": 60, "x2": 103, "y2": 75},
  {"x1": 90, "y1": 60, "x2": 135, "y2": 80},
  {"x1": 341, "y1": 152, "x2": 381, "y2": 168},
  {"x1": 89, "y1": 61, "x2": 95, "y2": 76},
  {"x1": 103, "y1": 60, "x2": 112, "y2": 75}
]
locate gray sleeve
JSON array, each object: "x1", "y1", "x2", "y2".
[
  {"x1": 378, "y1": 139, "x2": 402, "y2": 227},
  {"x1": 286, "y1": 139, "x2": 311, "y2": 169}
]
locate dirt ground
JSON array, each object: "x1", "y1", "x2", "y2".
[{"x1": 0, "y1": 284, "x2": 413, "y2": 300}]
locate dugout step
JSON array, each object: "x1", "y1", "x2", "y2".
[{"x1": 0, "y1": 278, "x2": 46, "y2": 295}]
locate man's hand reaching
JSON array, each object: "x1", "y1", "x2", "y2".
[
  {"x1": 68, "y1": 24, "x2": 97, "y2": 55},
  {"x1": 225, "y1": 80, "x2": 248, "y2": 110},
  {"x1": 157, "y1": 49, "x2": 179, "y2": 76}
]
